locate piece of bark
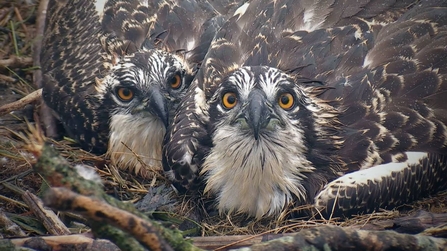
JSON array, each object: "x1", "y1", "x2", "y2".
[
  {"x1": 44, "y1": 187, "x2": 174, "y2": 251},
  {"x1": 22, "y1": 190, "x2": 70, "y2": 236},
  {"x1": 7, "y1": 234, "x2": 120, "y2": 251},
  {"x1": 190, "y1": 234, "x2": 291, "y2": 250},
  {"x1": 360, "y1": 210, "x2": 447, "y2": 235},
  {"x1": 391, "y1": 211, "x2": 447, "y2": 235},
  {"x1": 229, "y1": 225, "x2": 447, "y2": 251},
  {"x1": 0, "y1": 89, "x2": 42, "y2": 117}
]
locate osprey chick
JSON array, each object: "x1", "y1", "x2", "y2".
[
  {"x1": 163, "y1": 0, "x2": 447, "y2": 218},
  {"x1": 41, "y1": 0, "x2": 245, "y2": 176}
]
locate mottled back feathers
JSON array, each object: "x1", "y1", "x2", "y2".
[
  {"x1": 42, "y1": 0, "x2": 108, "y2": 152},
  {"x1": 163, "y1": 0, "x2": 447, "y2": 217}
]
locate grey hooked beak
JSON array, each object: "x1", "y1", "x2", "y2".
[
  {"x1": 245, "y1": 89, "x2": 271, "y2": 140},
  {"x1": 147, "y1": 86, "x2": 169, "y2": 128}
]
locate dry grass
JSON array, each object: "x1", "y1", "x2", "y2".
[
  {"x1": 1, "y1": 1, "x2": 39, "y2": 228},
  {"x1": 0, "y1": 0, "x2": 446, "y2": 241}
]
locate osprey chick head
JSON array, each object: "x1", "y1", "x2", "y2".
[
  {"x1": 99, "y1": 49, "x2": 194, "y2": 175},
  {"x1": 202, "y1": 66, "x2": 340, "y2": 218}
]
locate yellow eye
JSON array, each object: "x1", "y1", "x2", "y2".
[
  {"x1": 278, "y1": 93, "x2": 294, "y2": 110},
  {"x1": 116, "y1": 87, "x2": 134, "y2": 102},
  {"x1": 222, "y1": 92, "x2": 237, "y2": 109},
  {"x1": 169, "y1": 73, "x2": 182, "y2": 89}
]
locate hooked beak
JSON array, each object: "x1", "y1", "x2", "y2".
[
  {"x1": 147, "y1": 86, "x2": 169, "y2": 128},
  {"x1": 242, "y1": 89, "x2": 272, "y2": 140}
]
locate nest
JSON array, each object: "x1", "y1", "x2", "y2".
[{"x1": 0, "y1": 1, "x2": 447, "y2": 250}]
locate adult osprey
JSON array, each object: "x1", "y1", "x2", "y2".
[
  {"x1": 41, "y1": 0, "x2": 245, "y2": 176},
  {"x1": 163, "y1": 0, "x2": 447, "y2": 218}
]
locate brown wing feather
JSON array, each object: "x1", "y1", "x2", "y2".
[
  {"x1": 100, "y1": 0, "x2": 155, "y2": 55},
  {"x1": 200, "y1": 0, "x2": 417, "y2": 96},
  {"x1": 101, "y1": 0, "x2": 246, "y2": 64},
  {"x1": 336, "y1": 3, "x2": 447, "y2": 170},
  {"x1": 41, "y1": 0, "x2": 109, "y2": 153}
]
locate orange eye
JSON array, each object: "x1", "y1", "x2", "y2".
[
  {"x1": 116, "y1": 87, "x2": 134, "y2": 102},
  {"x1": 222, "y1": 92, "x2": 237, "y2": 109},
  {"x1": 278, "y1": 93, "x2": 294, "y2": 110},
  {"x1": 169, "y1": 73, "x2": 182, "y2": 89}
]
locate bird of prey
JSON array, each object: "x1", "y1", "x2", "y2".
[
  {"x1": 40, "y1": 0, "x2": 245, "y2": 176},
  {"x1": 163, "y1": 0, "x2": 447, "y2": 219}
]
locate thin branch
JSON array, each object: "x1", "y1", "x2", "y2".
[
  {"x1": 13, "y1": 7, "x2": 29, "y2": 39},
  {"x1": 8, "y1": 234, "x2": 121, "y2": 251},
  {"x1": 0, "y1": 56, "x2": 32, "y2": 69},
  {"x1": 0, "y1": 88, "x2": 42, "y2": 117},
  {"x1": 32, "y1": 0, "x2": 47, "y2": 89},
  {"x1": 0, "y1": 74, "x2": 15, "y2": 83},
  {"x1": 22, "y1": 191, "x2": 71, "y2": 236},
  {"x1": 44, "y1": 187, "x2": 174, "y2": 251}
]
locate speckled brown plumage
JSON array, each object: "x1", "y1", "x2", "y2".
[
  {"x1": 163, "y1": 0, "x2": 447, "y2": 218},
  {"x1": 42, "y1": 0, "x2": 109, "y2": 153},
  {"x1": 41, "y1": 0, "x2": 246, "y2": 176}
]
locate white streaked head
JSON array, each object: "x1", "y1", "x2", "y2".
[
  {"x1": 97, "y1": 49, "x2": 194, "y2": 175},
  {"x1": 202, "y1": 66, "x2": 339, "y2": 218}
]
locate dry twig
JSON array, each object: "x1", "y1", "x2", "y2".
[
  {"x1": 44, "y1": 187, "x2": 174, "y2": 251},
  {"x1": 0, "y1": 88, "x2": 42, "y2": 117},
  {"x1": 22, "y1": 190, "x2": 71, "y2": 236},
  {"x1": 0, "y1": 56, "x2": 33, "y2": 69},
  {"x1": 13, "y1": 7, "x2": 28, "y2": 38},
  {"x1": 7, "y1": 234, "x2": 121, "y2": 251},
  {"x1": 0, "y1": 74, "x2": 16, "y2": 83}
]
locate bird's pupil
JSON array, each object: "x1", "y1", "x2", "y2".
[
  {"x1": 281, "y1": 95, "x2": 289, "y2": 104},
  {"x1": 170, "y1": 74, "x2": 181, "y2": 87},
  {"x1": 123, "y1": 88, "x2": 130, "y2": 96},
  {"x1": 227, "y1": 95, "x2": 236, "y2": 104}
]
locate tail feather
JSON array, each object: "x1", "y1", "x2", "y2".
[{"x1": 314, "y1": 152, "x2": 447, "y2": 218}]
